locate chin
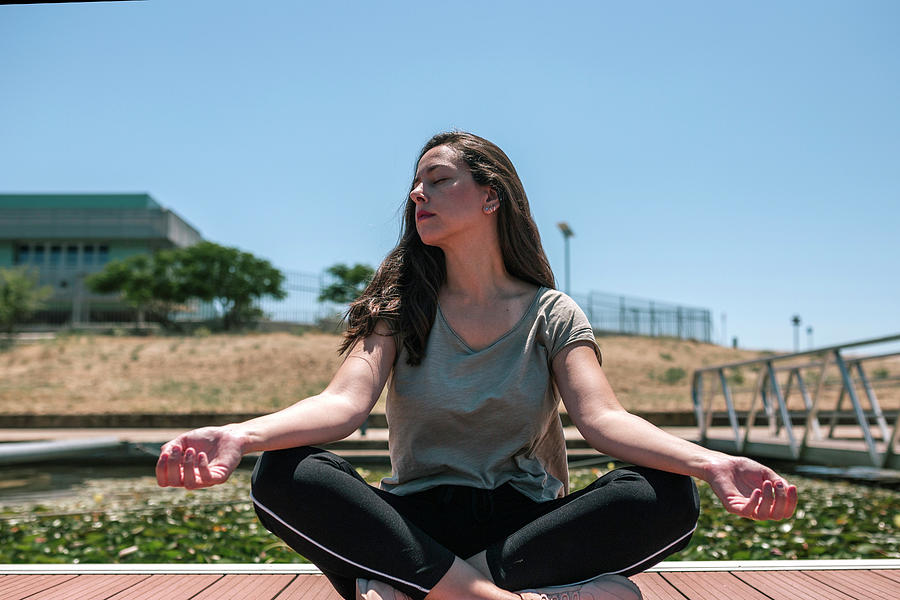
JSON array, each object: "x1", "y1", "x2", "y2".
[{"x1": 415, "y1": 227, "x2": 443, "y2": 248}]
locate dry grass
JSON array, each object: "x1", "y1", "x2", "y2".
[
  {"x1": 0, "y1": 332, "x2": 895, "y2": 415},
  {"x1": 0, "y1": 332, "x2": 341, "y2": 415},
  {"x1": 595, "y1": 335, "x2": 766, "y2": 411}
]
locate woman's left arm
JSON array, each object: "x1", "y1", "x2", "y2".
[{"x1": 554, "y1": 342, "x2": 798, "y2": 521}]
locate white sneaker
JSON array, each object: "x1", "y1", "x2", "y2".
[
  {"x1": 356, "y1": 578, "x2": 413, "y2": 600},
  {"x1": 518, "y1": 575, "x2": 642, "y2": 600}
]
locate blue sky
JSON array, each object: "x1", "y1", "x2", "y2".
[{"x1": 1, "y1": 1, "x2": 898, "y2": 351}]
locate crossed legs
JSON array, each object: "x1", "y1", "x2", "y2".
[{"x1": 251, "y1": 447, "x2": 699, "y2": 600}]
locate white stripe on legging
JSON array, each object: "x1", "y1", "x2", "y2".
[
  {"x1": 250, "y1": 491, "x2": 432, "y2": 594},
  {"x1": 541, "y1": 521, "x2": 700, "y2": 589}
]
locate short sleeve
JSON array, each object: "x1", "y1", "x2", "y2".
[{"x1": 546, "y1": 292, "x2": 602, "y2": 365}]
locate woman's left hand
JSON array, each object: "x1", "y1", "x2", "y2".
[{"x1": 705, "y1": 455, "x2": 798, "y2": 520}]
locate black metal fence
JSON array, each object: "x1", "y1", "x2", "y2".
[
  {"x1": 572, "y1": 291, "x2": 712, "y2": 342},
  {"x1": 255, "y1": 270, "x2": 345, "y2": 325},
  {"x1": 254, "y1": 271, "x2": 713, "y2": 343},
  {"x1": 20, "y1": 267, "x2": 712, "y2": 342}
]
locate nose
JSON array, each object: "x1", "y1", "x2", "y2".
[{"x1": 409, "y1": 183, "x2": 426, "y2": 204}]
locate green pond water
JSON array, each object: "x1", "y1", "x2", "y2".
[{"x1": 1, "y1": 461, "x2": 898, "y2": 563}]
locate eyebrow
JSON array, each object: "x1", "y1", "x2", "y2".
[{"x1": 412, "y1": 163, "x2": 453, "y2": 185}]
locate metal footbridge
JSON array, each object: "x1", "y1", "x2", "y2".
[{"x1": 692, "y1": 333, "x2": 900, "y2": 469}]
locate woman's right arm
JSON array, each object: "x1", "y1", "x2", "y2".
[{"x1": 155, "y1": 327, "x2": 396, "y2": 489}]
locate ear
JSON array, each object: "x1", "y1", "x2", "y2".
[
  {"x1": 483, "y1": 187, "x2": 501, "y2": 215},
  {"x1": 483, "y1": 186, "x2": 499, "y2": 207}
]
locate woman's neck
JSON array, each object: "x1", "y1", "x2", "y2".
[{"x1": 441, "y1": 243, "x2": 522, "y2": 304}]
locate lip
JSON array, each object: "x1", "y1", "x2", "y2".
[{"x1": 416, "y1": 211, "x2": 435, "y2": 222}]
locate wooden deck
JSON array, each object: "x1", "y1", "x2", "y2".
[{"x1": 2, "y1": 561, "x2": 899, "y2": 600}]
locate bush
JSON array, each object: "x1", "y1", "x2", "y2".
[
  {"x1": 0, "y1": 267, "x2": 52, "y2": 333},
  {"x1": 661, "y1": 367, "x2": 687, "y2": 385},
  {"x1": 727, "y1": 369, "x2": 745, "y2": 385}
]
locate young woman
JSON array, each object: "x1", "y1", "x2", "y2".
[{"x1": 156, "y1": 132, "x2": 798, "y2": 600}]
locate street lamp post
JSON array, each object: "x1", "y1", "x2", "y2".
[
  {"x1": 557, "y1": 222, "x2": 574, "y2": 295},
  {"x1": 792, "y1": 315, "x2": 802, "y2": 352}
]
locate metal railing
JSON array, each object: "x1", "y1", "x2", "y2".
[
  {"x1": 692, "y1": 333, "x2": 900, "y2": 468},
  {"x1": 548, "y1": 290, "x2": 710, "y2": 342}
]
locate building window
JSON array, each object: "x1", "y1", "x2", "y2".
[
  {"x1": 49, "y1": 245, "x2": 62, "y2": 268},
  {"x1": 66, "y1": 245, "x2": 79, "y2": 267},
  {"x1": 33, "y1": 245, "x2": 45, "y2": 265},
  {"x1": 83, "y1": 245, "x2": 94, "y2": 266},
  {"x1": 98, "y1": 245, "x2": 109, "y2": 265},
  {"x1": 15, "y1": 245, "x2": 29, "y2": 265}
]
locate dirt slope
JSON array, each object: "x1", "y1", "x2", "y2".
[{"x1": 0, "y1": 332, "x2": 812, "y2": 415}]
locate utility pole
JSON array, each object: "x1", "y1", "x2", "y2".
[{"x1": 557, "y1": 222, "x2": 574, "y2": 295}]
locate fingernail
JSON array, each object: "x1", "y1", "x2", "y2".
[{"x1": 776, "y1": 481, "x2": 784, "y2": 489}]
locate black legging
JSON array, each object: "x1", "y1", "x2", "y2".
[{"x1": 251, "y1": 447, "x2": 700, "y2": 600}]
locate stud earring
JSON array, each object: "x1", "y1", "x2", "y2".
[{"x1": 484, "y1": 203, "x2": 499, "y2": 214}]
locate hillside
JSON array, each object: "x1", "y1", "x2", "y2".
[{"x1": 0, "y1": 332, "x2": 773, "y2": 415}]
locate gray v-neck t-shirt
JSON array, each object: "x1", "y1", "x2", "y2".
[{"x1": 380, "y1": 287, "x2": 602, "y2": 502}]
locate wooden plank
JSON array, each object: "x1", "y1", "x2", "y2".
[
  {"x1": 106, "y1": 573, "x2": 223, "y2": 599},
  {"x1": 275, "y1": 574, "x2": 342, "y2": 600},
  {"x1": 0, "y1": 574, "x2": 79, "y2": 600},
  {"x1": 629, "y1": 572, "x2": 685, "y2": 600},
  {"x1": 803, "y1": 570, "x2": 900, "y2": 600},
  {"x1": 25, "y1": 574, "x2": 151, "y2": 600},
  {"x1": 733, "y1": 570, "x2": 855, "y2": 600},
  {"x1": 648, "y1": 559, "x2": 900, "y2": 571},
  {"x1": 872, "y1": 570, "x2": 900, "y2": 584},
  {"x1": 5, "y1": 569, "x2": 900, "y2": 600},
  {"x1": 190, "y1": 574, "x2": 297, "y2": 600},
  {"x1": 661, "y1": 572, "x2": 771, "y2": 599},
  {"x1": 272, "y1": 574, "x2": 319, "y2": 600}
]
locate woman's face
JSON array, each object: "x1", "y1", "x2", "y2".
[{"x1": 409, "y1": 145, "x2": 495, "y2": 248}]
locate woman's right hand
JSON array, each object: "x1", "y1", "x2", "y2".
[{"x1": 155, "y1": 426, "x2": 247, "y2": 489}]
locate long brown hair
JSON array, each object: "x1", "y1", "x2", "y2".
[{"x1": 340, "y1": 131, "x2": 556, "y2": 365}]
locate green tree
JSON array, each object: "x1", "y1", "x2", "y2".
[
  {"x1": 85, "y1": 251, "x2": 184, "y2": 327},
  {"x1": 86, "y1": 242, "x2": 285, "y2": 330},
  {"x1": 177, "y1": 242, "x2": 287, "y2": 330},
  {"x1": 0, "y1": 267, "x2": 53, "y2": 333},
  {"x1": 318, "y1": 263, "x2": 375, "y2": 304}
]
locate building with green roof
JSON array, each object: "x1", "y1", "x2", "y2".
[{"x1": 0, "y1": 194, "x2": 202, "y2": 325}]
